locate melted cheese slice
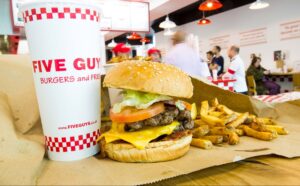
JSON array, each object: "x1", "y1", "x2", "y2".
[{"x1": 97, "y1": 121, "x2": 179, "y2": 150}]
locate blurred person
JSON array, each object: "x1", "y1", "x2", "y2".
[
  {"x1": 223, "y1": 45, "x2": 248, "y2": 94},
  {"x1": 165, "y1": 31, "x2": 210, "y2": 78},
  {"x1": 250, "y1": 53, "x2": 256, "y2": 61},
  {"x1": 147, "y1": 48, "x2": 162, "y2": 63},
  {"x1": 247, "y1": 57, "x2": 281, "y2": 95},
  {"x1": 206, "y1": 51, "x2": 214, "y2": 64},
  {"x1": 206, "y1": 51, "x2": 218, "y2": 76},
  {"x1": 109, "y1": 43, "x2": 131, "y2": 63},
  {"x1": 212, "y1": 45, "x2": 224, "y2": 76}
]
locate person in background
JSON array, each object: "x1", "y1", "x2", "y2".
[
  {"x1": 223, "y1": 45, "x2": 248, "y2": 94},
  {"x1": 108, "y1": 43, "x2": 131, "y2": 63},
  {"x1": 250, "y1": 53, "x2": 256, "y2": 61},
  {"x1": 206, "y1": 51, "x2": 218, "y2": 76},
  {"x1": 147, "y1": 48, "x2": 162, "y2": 63},
  {"x1": 212, "y1": 45, "x2": 224, "y2": 76},
  {"x1": 247, "y1": 57, "x2": 281, "y2": 95},
  {"x1": 165, "y1": 31, "x2": 210, "y2": 78}
]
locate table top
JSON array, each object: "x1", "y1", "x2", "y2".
[
  {"x1": 269, "y1": 72, "x2": 300, "y2": 76},
  {"x1": 151, "y1": 156, "x2": 300, "y2": 185}
]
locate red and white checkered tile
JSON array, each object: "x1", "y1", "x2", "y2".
[
  {"x1": 45, "y1": 129, "x2": 101, "y2": 153},
  {"x1": 215, "y1": 82, "x2": 235, "y2": 92},
  {"x1": 23, "y1": 7, "x2": 100, "y2": 23}
]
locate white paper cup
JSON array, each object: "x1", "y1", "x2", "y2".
[{"x1": 21, "y1": 1, "x2": 101, "y2": 161}]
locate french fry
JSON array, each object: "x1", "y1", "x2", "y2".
[
  {"x1": 222, "y1": 135, "x2": 229, "y2": 143},
  {"x1": 191, "y1": 138, "x2": 213, "y2": 149},
  {"x1": 222, "y1": 113, "x2": 238, "y2": 125},
  {"x1": 209, "y1": 127, "x2": 232, "y2": 135},
  {"x1": 243, "y1": 126, "x2": 275, "y2": 141},
  {"x1": 200, "y1": 101, "x2": 209, "y2": 116},
  {"x1": 249, "y1": 122, "x2": 278, "y2": 138},
  {"x1": 211, "y1": 98, "x2": 219, "y2": 107},
  {"x1": 228, "y1": 132, "x2": 239, "y2": 145},
  {"x1": 201, "y1": 114, "x2": 225, "y2": 127},
  {"x1": 191, "y1": 103, "x2": 197, "y2": 120},
  {"x1": 257, "y1": 118, "x2": 275, "y2": 125},
  {"x1": 191, "y1": 98, "x2": 288, "y2": 149},
  {"x1": 235, "y1": 128, "x2": 244, "y2": 136},
  {"x1": 217, "y1": 105, "x2": 234, "y2": 115},
  {"x1": 265, "y1": 125, "x2": 288, "y2": 135},
  {"x1": 227, "y1": 112, "x2": 249, "y2": 128},
  {"x1": 192, "y1": 125, "x2": 209, "y2": 138},
  {"x1": 194, "y1": 119, "x2": 209, "y2": 127},
  {"x1": 208, "y1": 106, "x2": 217, "y2": 113},
  {"x1": 244, "y1": 115, "x2": 256, "y2": 124},
  {"x1": 209, "y1": 127, "x2": 239, "y2": 145},
  {"x1": 208, "y1": 111, "x2": 224, "y2": 118},
  {"x1": 201, "y1": 135, "x2": 223, "y2": 144}
]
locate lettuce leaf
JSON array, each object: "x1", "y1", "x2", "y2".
[{"x1": 112, "y1": 90, "x2": 172, "y2": 113}]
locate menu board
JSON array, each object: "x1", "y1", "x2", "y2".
[
  {"x1": 239, "y1": 28, "x2": 267, "y2": 47},
  {"x1": 209, "y1": 35, "x2": 231, "y2": 49},
  {"x1": 10, "y1": 0, "x2": 26, "y2": 28},
  {"x1": 100, "y1": 1, "x2": 150, "y2": 32},
  {"x1": 280, "y1": 20, "x2": 300, "y2": 41}
]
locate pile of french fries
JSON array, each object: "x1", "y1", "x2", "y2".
[{"x1": 191, "y1": 98, "x2": 288, "y2": 149}]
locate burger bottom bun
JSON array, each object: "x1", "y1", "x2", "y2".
[{"x1": 103, "y1": 135, "x2": 192, "y2": 163}]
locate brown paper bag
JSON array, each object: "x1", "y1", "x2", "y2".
[
  {"x1": 0, "y1": 55, "x2": 40, "y2": 133},
  {"x1": 1, "y1": 76, "x2": 300, "y2": 185},
  {"x1": 0, "y1": 92, "x2": 44, "y2": 185}
]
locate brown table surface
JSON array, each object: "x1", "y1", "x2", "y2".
[
  {"x1": 150, "y1": 156, "x2": 300, "y2": 185},
  {"x1": 269, "y1": 72, "x2": 300, "y2": 76}
]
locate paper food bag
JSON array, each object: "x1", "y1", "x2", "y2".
[{"x1": 1, "y1": 74, "x2": 300, "y2": 185}]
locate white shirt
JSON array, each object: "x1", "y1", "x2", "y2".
[
  {"x1": 165, "y1": 43, "x2": 211, "y2": 78},
  {"x1": 226, "y1": 55, "x2": 248, "y2": 93}
]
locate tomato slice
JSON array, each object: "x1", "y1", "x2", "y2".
[{"x1": 110, "y1": 103, "x2": 165, "y2": 123}]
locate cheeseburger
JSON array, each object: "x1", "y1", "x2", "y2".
[{"x1": 98, "y1": 61, "x2": 194, "y2": 162}]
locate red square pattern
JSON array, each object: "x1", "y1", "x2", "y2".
[
  {"x1": 45, "y1": 129, "x2": 100, "y2": 153},
  {"x1": 22, "y1": 7, "x2": 100, "y2": 23}
]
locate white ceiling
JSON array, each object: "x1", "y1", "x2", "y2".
[{"x1": 104, "y1": 0, "x2": 198, "y2": 41}]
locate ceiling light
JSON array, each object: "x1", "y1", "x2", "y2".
[
  {"x1": 249, "y1": 0, "x2": 270, "y2": 10},
  {"x1": 163, "y1": 28, "x2": 175, "y2": 36},
  {"x1": 199, "y1": 0, "x2": 223, "y2": 11},
  {"x1": 159, "y1": 16, "x2": 176, "y2": 29},
  {"x1": 198, "y1": 18, "x2": 211, "y2": 25},
  {"x1": 197, "y1": 11, "x2": 211, "y2": 25},
  {"x1": 107, "y1": 39, "x2": 117, "y2": 48},
  {"x1": 127, "y1": 32, "x2": 142, "y2": 40}
]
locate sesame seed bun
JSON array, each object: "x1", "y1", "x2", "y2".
[{"x1": 103, "y1": 61, "x2": 193, "y2": 98}]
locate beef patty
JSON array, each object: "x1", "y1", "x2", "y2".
[{"x1": 125, "y1": 103, "x2": 194, "y2": 131}]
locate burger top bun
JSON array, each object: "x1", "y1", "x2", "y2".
[{"x1": 103, "y1": 61, "x2": 193, "y2": 98}]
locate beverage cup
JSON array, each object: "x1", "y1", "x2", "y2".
[{"x1": 21, "y1": 0, "x2": 102, "y2": 161}]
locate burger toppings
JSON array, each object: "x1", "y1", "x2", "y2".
[
  {"x1": 110, "y1": 102, "x2": 165, "y2": 123},
  {"x1": 98, "y1": 89, "x2": 194, "y2": 150},
  {"x1": 112, "y1": 90, "x2": 172, "y2": 113},
  {"x1": 126, "y1": 104, "x2": 194, "y2": 131},
  {"x1": 98, "y1": 121, "x2": 180, "y2": 149}
]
